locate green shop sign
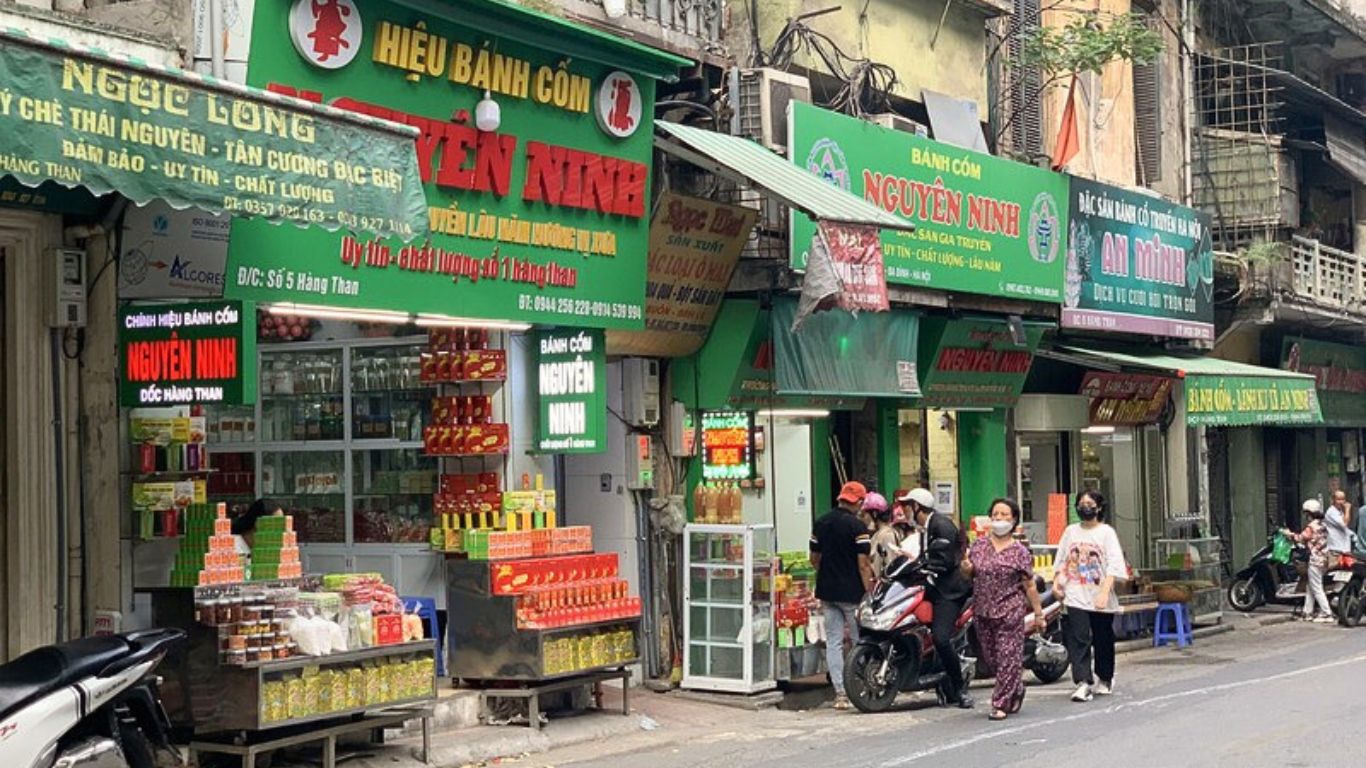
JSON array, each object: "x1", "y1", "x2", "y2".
[
  {"x1": 1282, "y1": 336, "x2": 1366, "y2": 425},
  {"x1": 0, "y1": 29, "x2": 425, "y2": 237},
  {"x1": 790, "y1": 102, "x2": 1067, "y2": 301},
  {"x1": 1186, "y1": 375, "x2": 1321, "y2": 427},
  {"x1": 119, "y1": 300, "x2": 257, "y2": 407},
  {"x1": 535, "y1": 328, "x2": 606, "y2": 453},
  {"x1": 225, "y1": 0, "x2": 661, "y2": 329},
  {"x1": 1063, "y1": 177, "x2": 1214, "y2": 340},
  {"x1": 917, "y1": 317, "x2": 1044, "y2": 408}
]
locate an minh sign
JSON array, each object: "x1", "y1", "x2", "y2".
[
  {"x1": 535, "y1": 328, "x2": 606, "y2": 453},
  {"x1": 119, "y1": 300, "x2": 257, "y2": 406}
]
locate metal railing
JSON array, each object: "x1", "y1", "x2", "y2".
[
  {"x1": 558, "y1": 0, "x2": 725, "y2": 54},
  {"x1": 1290, "y1": 235, "x2": 1366, "y2": 312}
]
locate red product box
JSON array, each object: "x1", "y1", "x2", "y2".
[
  {"x1": 463, "y1": 349, "x2": 507, "y2": 381},
  {"x1": 464, "y1": 423, "x2": 509, "y2": 455},
  {"x1": 375, "y1": 614, "x2": 403, "y2": 645}
]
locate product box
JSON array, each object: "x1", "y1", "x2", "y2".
[{"x1": 462, "y1": 349, "x2": 507, "y2": 381}]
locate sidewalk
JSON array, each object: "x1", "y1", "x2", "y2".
[{"x1": 289, "y1": 606, "x2": 1303, "y2": 768}]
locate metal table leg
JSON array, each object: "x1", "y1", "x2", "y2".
[
  {"x1": 421, "y1": 714, "x2": 431, "y2": 764},
  {"x1": 528, "y1": 693, "x2": 541, "y2": 732},
  {"x1": 621, "y1": 671, "x2": 629, "y2": 715},
  {"x1": 323, "y1": 735, "x2": 336, "y2": 768}
]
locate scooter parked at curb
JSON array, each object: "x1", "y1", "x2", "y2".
[
  {"x1": 0, "y1": 629, "x2": 183, "y2": 768},
  {"x1": 1228, "y1": 536, "x2": 1350, "y2": 613}
]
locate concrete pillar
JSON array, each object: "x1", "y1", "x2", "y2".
[
  {"x1": 82, "y1": 231, "x2": 123, "y2": 628},
  {"x1": 1229, "y1": 428, "x2": 1268, "y2": 567}
]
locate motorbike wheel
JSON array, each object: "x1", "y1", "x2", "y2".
[
  {"x1": 845, "y1": 645, "x2": 903, "y2": 713},
  {"x1": 1339, "y1": 584, "x2": 1364, "y2": 627},
  {"x1": 114, "y1": 716, "x2": 156, "y2": 768},
  {"x1": 1227, "y1": 578, "x2": 1264, "y2": 612}
]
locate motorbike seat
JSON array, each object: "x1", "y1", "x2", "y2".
[{"x1": 0, "y1": 635, "x2": 132, "y2": 720}]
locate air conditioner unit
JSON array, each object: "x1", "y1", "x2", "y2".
[
  {"x1": 869, "y1": 112, "x2": 929, "y2": 137},
  {"x1": 729, "y1": 67, "x2": 812, "y2": 152}
]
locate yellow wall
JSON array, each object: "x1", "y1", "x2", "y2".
[
  {"x1": 1042, "y1": 0, "x2": 1137, "y2": 187},
  {"x1": 740, "y1": 0, "x2": 995, "y2": 112},
  {"x1": 926, "y1": 409, "x2": 961, "y2": 518}
]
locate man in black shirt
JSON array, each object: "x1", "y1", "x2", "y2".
[
  {"x1": 898, "y1": 487, "x2": 974, "y2": 709},
  {"x1": 810, "y1": 481, "x2": 874, "y2": 709}
]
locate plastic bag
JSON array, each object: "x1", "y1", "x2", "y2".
[{"x1": 1271, "y1": 531, "x2": 1293, "y2": 564}]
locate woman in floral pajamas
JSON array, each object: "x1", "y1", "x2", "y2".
[{"x1": 963, "y1": 498, "x2": 1046, "y2": 720}]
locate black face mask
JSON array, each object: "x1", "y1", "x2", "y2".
[{"x1": 1077, "y1": 505, "x2": 1100, "y2": 521}]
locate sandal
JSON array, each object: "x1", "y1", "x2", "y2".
[
  {"x1": 1008, "y1": 688, "x2": 1026, "y2": 714},
  {"x1": 989, "y1": 709, "x2": 1009, "y2": 721}
]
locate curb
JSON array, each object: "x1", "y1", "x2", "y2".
[
  {"x1": 1115, "y1": 622, "x2": 1234, "y2": 654},
  {"x1": 1257, "y1": 614, "x2": 1296, "y2": 627}
]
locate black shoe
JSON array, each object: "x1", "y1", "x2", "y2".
[{"x1": 955, "y1": 692, "x2": 975, "y2": 709}]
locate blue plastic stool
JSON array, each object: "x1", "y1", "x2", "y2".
[
  {"x1": 1152, "y1": 602, "x2": 1193, "y2": 648},
  {"x1": 402, "y1": 596, "x2": 446, "y2": 677}
]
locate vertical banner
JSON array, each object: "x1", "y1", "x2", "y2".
[
  {"x1": 820, "y1": 221, "x2": 890, "y2": 313},
  {"x1": 535, "y1": 328, "x2": 607, "y2": 453}
]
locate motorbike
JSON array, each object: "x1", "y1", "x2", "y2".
[
  {"x1": 1336, "y1": 553, "x2": 1366, "y2": 627},
  {"x1": 1227, "y1": 536, "x2": 1351, "y2": 613},
  {"x1": 0, "y1": 629, "x2": 183, "y2": 768},
  {"x1": 844, "y1": 553, "x2": 978, "y2": 713}
]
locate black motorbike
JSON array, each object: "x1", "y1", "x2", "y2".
[
  {"x1": 1337, "y1": 553, "x2": 1366, "y2": 627},
  {"x1": 1228, "y1": 535, "x2": 1349, "y2": 613}
]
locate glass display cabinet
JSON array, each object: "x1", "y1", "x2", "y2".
[{"x1": 682, "y1": 523, "x2": 776, "y2": 694}]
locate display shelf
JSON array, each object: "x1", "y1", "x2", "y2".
[
  {"x1": 126, "y1": 469, "x2": 218, "y2": 478},
  {"x1": 240, "y1": 640, "x2": 433, "y2": 671},
  {"x1": 536, "y1": 616, "x2": 645, "y2": 635},
  {"x1": 683, "y1": 523, "x2": 777, "y2": 695},
  {"x1": 255, "y1": 694, "x2": 435, "y2": 731}
]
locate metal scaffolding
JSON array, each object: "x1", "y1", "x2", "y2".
[{"x1": 1191, "y1": 43, "x2": 1295, "y2": 251}]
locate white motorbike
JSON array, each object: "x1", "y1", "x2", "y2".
[{"x1": 0, "y1": 629, "x2": 183, "y2": 768}]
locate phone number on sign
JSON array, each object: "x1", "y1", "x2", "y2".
[{"x1": 518, "y1": 295, "x2": 643, "y2": 321}]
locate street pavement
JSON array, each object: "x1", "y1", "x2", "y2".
[{"x1": 494, "y1": 615, "x2": 1366, "y2": 768}]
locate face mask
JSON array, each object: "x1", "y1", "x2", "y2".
[
  {"x1": 1077, "y1": 505, "x2": 1099, "y2": 521},
  {"x1": 990, "y1": 520, "x2": 1015, "y2": 537}
]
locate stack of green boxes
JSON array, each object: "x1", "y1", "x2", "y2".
[
  {"x1": 250, "y1": 515, "x2": 302, "y2": 581},
  {"x1": 170, "y1": 504, "x2": 222, "y2": 587}
]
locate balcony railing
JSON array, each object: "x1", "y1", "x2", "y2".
[
  {"x1": 1289, "y1": 235, "x2": 1366, "y2": 312},
  {"x1": 558, "y1": 0, "x2": 725, "y2": 58}
]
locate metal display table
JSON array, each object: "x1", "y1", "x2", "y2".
[
  {"x1": 476, "y1": 667, "x2": 631, "y2": 731},
  {"x1": 189, "y1": 706, "x2": 433, "y2": 768}
]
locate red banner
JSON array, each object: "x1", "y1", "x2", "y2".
[{"x1": 818, "y1": 221, "x2": 889, "y2": 313}]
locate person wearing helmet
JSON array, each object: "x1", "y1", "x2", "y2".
[
  {"x1": 1283, "y1": 499, "x2": 1332, "y2": 622},
  {"x1": 864, "y1": 493, "x2": 902, "y2": 577},
  {"x1": 810, "y1": 481, "x2": 876, "y2": 709},
  {"x1": 896, "y1": 487, "x2": 974, "y2": 709}
]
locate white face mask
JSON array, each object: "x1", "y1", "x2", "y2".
[{"x1": 990, "y1": 520, "x2": 1015, "y2": 537}]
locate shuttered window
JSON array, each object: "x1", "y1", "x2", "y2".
[
  {"x1": 1008, "y1": 0, "x2": 1043, "y2": 158},
  {"x1": 1133, "y1": 13, "x2": 1163, "y2": 186}
]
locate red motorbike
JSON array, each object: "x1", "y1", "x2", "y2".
[{"x1": 844, "y1": 554, "x2": 977, "y2": 713}]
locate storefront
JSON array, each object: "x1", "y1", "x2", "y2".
[{"x1": 0, "y1": 15, "x2": 429, "y2": 660}]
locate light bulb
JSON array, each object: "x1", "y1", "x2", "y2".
[{"x1": 475, "y1": 90, "x2": 500, "y2": 132}]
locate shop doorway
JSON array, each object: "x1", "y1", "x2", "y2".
[{"x1": 1018, "y1": 431, "x2": 1069, "y2": 531}]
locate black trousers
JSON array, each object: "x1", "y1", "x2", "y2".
[
  {"x1": 930, "y1": 594, "x2": 966, "y2": 698},
  {"x1": 1063, "y1": 607, "x2": 1116, "y2": 685}
]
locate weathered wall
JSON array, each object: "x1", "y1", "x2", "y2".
[
  {"x1": 1042, "y1": 0, "x2": 1137, "y2": 187},
  {"x1": 734, "y1": 0, "x2": 999, "y2": 112},
  {"x1": 1151, "y1": 0, "x2": 1187, "y2": 201}
]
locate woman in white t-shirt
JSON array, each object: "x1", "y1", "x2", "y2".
[{"x1": 1052, "y1": 490, "x2": 1128, "y2": 703}]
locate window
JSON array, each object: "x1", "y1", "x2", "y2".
[
  {"x1": 1007, "y1": 0, "x2": 1044, "y2": 159},
  {"x1": 1133, "y1": 11, "x2": 1163, "y2": 186}
]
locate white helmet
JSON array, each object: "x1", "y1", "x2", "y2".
[
  {"x1": 897, "y1": 488, "x2": 936, "y2": 510},
  {"x1": 1303, "y1": 498, "x2": 1323, "y2": 514}
]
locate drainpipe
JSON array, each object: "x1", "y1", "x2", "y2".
[
  {"x1": 1182, "y1": 0, "x2": 1194, "y2": 205},
  {"x1": 209, "y1": 0, "x2": 227, "y2": 79}
]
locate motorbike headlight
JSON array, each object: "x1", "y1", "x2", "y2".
[{"x1": 858, "y1": 606, "x2": 897, "y2": 632}]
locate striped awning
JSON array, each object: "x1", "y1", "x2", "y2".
[{"x1": 654, "y1": 121, "x2": 915, "y2": 231}]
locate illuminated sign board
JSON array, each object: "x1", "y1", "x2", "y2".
[
  {"x1": 118, "y1": 300, "x2": 256, "y2": 406},
  {"x1": 701, "y1": 411, "x2": 753, "y2": 481},
  {"x1": 535, "y1": 328, "x2": 606, "y2": 453}
]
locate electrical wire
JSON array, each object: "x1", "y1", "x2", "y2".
[{"x1": 763, "y1": 18, "x2": 898, "y2": 118}]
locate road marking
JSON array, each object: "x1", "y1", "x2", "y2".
[{"x1": 880, "y1": 652, "x2": 1366, "y2": 765}]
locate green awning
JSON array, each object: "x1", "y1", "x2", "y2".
[
  {"x1": 772, "y1": 298, "x2": 921, "y2": 398},
  {"x1": 654, "y1": 122, "x2": 916, "y2": 231},
  {"x1": 0, "y1": 27, "x2": 427, "y2": 239},
  {"x1": 672, "y1": 299, "x2": 866, "y2": 411},
  {"x1": 1059, "y1": 346, "x2": 1322, "y2": 427},
  {"x1": 393, "y1": 0, "x2": 692, "y2": 79}
]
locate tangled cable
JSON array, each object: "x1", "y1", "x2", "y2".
[{"x1": 761, "y1": 18, "x2": 898, "y2": 118}]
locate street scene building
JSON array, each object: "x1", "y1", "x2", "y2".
[{"x1": 2, "y1": 1, "x2": 1366, "y2": 767}]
